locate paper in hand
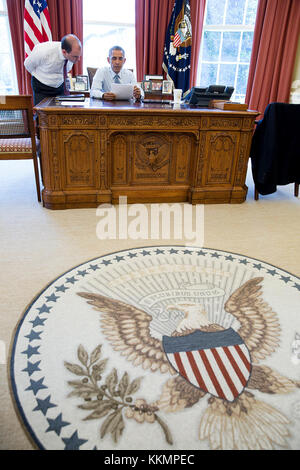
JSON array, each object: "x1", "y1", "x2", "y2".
[{"x1": 111, "y1": 83, "x2": 134, "y2": 100}]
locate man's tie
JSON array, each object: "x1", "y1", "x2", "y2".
[
  {"x1": 113, "y1": 74, "x2": 121, "y2": 84},
  {"x1": 63, "y1": 59, "x2": 70, "y2": 95}
]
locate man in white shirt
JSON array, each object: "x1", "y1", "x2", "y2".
[
  {"x1": 24, "y1": 34, "x2": 82, "y2": 105},
  {"x1": 90, "y1": 46, "x2": 141, "y2": 101}
]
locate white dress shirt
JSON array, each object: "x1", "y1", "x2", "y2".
[
  {"x1": 24, "y1": 41, "x2": 73, "y2": 88},
  {"x1": 90, "y1": 66, "x2": 137, "y2": 99}
]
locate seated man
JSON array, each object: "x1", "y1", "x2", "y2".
[{"x1": 90, "y1": 46, "x2": 141, "y2": 101}]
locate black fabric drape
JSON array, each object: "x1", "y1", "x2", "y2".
[{"x1": 250, "y1": 102, "x2": 300, "y2": 195}]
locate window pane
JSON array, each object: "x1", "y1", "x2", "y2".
[
  {"x1": 84, "y1": 0, "x2": 135, "y2": 23},
  {"x1": 0, "y1": 53, "x2": 15, "y2": 94},
  {"x1": 83, "y1": 24, "x2": 135, "y2": 72},
  {"x1": 83, "y1": 0, "x2": 136, "y2": 75},
  {"x1": 0, "y1": 14, "x2": 18, "y2": 94},
  {"x1": 225, "y1": 0, "x2": 246, "y2": 25},
  {"x1": 0, "y1": 17, "x2": 10, "y2": 52},
  {"x1": 197, "y1": 0, "x2": 258, "y2": 102},
  {"x1": 206, "y1": 0, "x2": 226, "y2": 25},
  {"x1": 246, "y1": 0, "x2": 259, "y2": 25},
  {"x1": 200, "y1": 63, "x2": 218, "y2": 87},
  {"x1": 236, "y1": 64, "x2": 249, "y2": 95},
  {"x1": 219, "y1": 63, "x2": 236, "y2": 86},
  {"x1": 240, "y1": 31, "x2": 254, "y2": 62},
  {"x1": 202, "y1": 31, "x2": 221, "y2": 61},
  {"x1": 221, "y1": 32, "x2": 241, "y2": 62}
]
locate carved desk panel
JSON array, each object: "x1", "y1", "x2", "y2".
[{"x1": 35, "y1": 98, "x2": 258, "y2": 209}]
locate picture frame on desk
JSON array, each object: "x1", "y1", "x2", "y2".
[
  {"x1": 74, "y1": 75, "x2": 89, "y2": 91},
  {"x1": 151, "y1": 81, "x2": 163, "y2": 91},
  {"x1": 144, "y1": 74, "x2": 163, "y2": 81},
  {"x1": 143, "y1": 81, "x2": 152, "y2": 92},
  {"x1": 142, "y1": 76, "x2": 172, "y2": 103},
  {"x1": 162, "y1": 80, "x2": 173, "y2": 94}
]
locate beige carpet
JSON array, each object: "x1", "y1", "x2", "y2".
[{"x1": 0, "y1": 159, "x2": 300, "y2": 450}]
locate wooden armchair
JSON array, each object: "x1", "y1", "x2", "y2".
[{"x1": 0, "y1": 95, "x2": 41, "y2": 201}]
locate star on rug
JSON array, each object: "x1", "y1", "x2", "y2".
[{"x1": 10, "y1": 246, "x2": 300, "y2": 450}]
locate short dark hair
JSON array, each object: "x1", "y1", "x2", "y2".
[
  {"x1": 61, "y1": 34, "x2": 81, "y2": 53},
  {"x1": 109, "y1": 46, "x2": 125, "y2": 58}
]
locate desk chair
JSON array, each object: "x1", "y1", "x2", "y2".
[
  {"x1": 0, "y1": 95, "x2": 41, "y2": 201},
  {"x1": 250, "y1": 102, "x2": 300, "y2": 200},
  {"x1": 87, "y1": 67, "x2": 97, "y2": 88},
  {"x1": 87, "y1": 67, "x2": 135, "y2": 89}
]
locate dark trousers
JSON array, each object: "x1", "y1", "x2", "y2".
[{"x1": 31, "y1": 76, "x2": 64, "y2": 106}]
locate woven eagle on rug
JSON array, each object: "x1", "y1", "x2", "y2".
[{"x1": 77, "y1": 277, "x2": 300, "y2": 450}]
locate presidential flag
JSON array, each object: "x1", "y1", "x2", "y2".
[
  {"x1": 24, "y1": 0, "x2": 52, "y2": 58},
  {"x1": 162, "y1": 0, "x2": 192, "y2": 97}
]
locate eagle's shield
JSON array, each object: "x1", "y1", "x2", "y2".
[{"x1": 163, "y1": 328, "x2": 252, "y2": 402}]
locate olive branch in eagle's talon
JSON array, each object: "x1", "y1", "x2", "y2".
[{"x1": 64, "y1": 344, "x2": 173, "y2": 445}]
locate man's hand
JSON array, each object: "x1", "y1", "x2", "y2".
[
  {"x1": 102, "y1": 92, "x2": 116, "y2": 101},
  {"x1": 133, "y1": 86, "x2": 141, "y2": 101}
]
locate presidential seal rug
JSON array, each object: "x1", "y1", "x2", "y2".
[{"x1": 10, "y1": 246, "x2": 300, "y2": 450}]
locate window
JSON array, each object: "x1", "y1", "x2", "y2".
[
  {"x1": 83, "y1": 0, "x2": 136, "y2": 75},
  {"x1": 197, "y1": 0, "x2": 258, "y2": 102},
  {"x1": 0, "y1": 0, "x2": 18, "y2": 94}
]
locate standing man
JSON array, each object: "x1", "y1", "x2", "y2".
[
  {"x1": 24, "y1": 34, "x2": 82, "y2": 105},
  {"x1": 90, "y1": 46, "x2": 141, "y2": 101}
]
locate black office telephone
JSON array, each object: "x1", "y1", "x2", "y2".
[{"x1": 186, "y1": 85, "x2": 234, "y2": 107}]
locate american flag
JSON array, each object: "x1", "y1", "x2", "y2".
[
  {"x1": 24, "y1": 0, "x2": 52, "y2": 58},
  {"x1": 173, "y1": 31, "x2": 182, "y2": 48}
]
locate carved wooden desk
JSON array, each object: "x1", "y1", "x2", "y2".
[{"x1": 35, "y1": 98, "x2": 258, "y2": 209}]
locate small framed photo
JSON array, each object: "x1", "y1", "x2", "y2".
[
  {"x1": 143, "y1": 80, "x2": 152, "y2": 92},
  {"x1": 74, "y1": 75, "x2": 89, "y2": 91},
  {"x1": 162, "y1": 80, "x2": 173, "y2": 94},
  {"x1": 151, "y1": 81, "x2": 163, "y2": 91}
]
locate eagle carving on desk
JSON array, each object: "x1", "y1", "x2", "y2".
[
  {"x1": 136, "y1": 140, "x2": 169, "y2": 172},
  {"x1": 78, "y1": 277, "x2": 300, "y2": 450}
]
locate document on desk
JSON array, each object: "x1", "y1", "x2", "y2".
[
  {"x1": 111, "y1": 83, "x2": 133, "y2": 100},
  {"x1": 60, "y1": 101, "x2": 85, "y2": 106}
]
